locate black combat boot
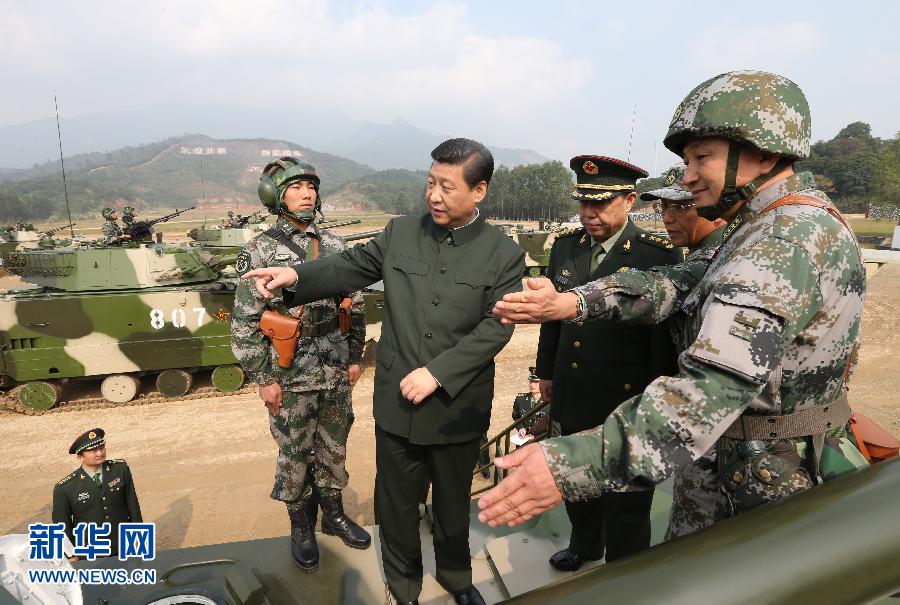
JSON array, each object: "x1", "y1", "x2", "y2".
[
  {"x1": 287, "y1": 499, "x2": 319, "y2": 572},
  {"x1": 320, "y1": 490, "x2": 371, "y2": 549}
]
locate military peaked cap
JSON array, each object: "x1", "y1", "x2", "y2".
[
  {"x1": 570, "y1": 155, "x2": 648, "y2": 203},
  {"x1": 69, "y1": 427, "x2": 105, "y2": 455},
  {"x1": 528, "y1": 366, "x2": 540, "y2": 382},
  {"x1": 639, "y1": 164, "x2": 694, "y2": 203}
]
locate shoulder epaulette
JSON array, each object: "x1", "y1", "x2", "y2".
[
  {"x1": 554, "y1": 227, "x2": 583, "y2": 239},
  {"x1": 57, "y1": 470, "x2": 78, "y2": 486},
  {"x1": 638, "y1": 231, "x2": 674, "y2": 250}
]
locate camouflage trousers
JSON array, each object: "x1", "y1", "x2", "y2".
[
  {"x1": 269, "y1": 381, "x2": 354, "y2": 503},
  {"x1": 665, "y1": 427, "x2": 868, "y2": 540}
]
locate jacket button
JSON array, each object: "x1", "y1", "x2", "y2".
[
  {"x1": 573, "y1": 341, "x2": 581, "y2": 348},
  {"x1": 439, "y1": 266, "x2": 447, "y2": 274},
  {"x1": 425, "y1": 332, "x2": 433, "y2": 339},
  {"x1": 759, "y1": 468, "x2": 772, "y2": 481},
  {"x1": 623, "y1": 383, "x2": 631, "y2": 391},
  {"x1": 571, "y1": 362, "x2": 578, "y2": 369}
]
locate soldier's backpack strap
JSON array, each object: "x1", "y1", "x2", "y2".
[
  {"x1": 263, "y1": 228, "x2": 319, "y2": 262},
  {"x1": 264, "y1": 228, "x2": 319, "y2": 308},
  {"x1": 756, "y1": 193, "x2": 862, "y2": 265},
  {"x1": 757, "y1": 193, "x2": 851, "y2": 230}
]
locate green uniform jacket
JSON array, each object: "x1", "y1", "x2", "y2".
[
  {"x1": 52, "y1": 459, "x2": 142, "y2": 554},
  {"x1": 536, "y1": 220, "x2": 682, "y2": 432},
  {"x1": 290, "y1": 212, "x2": 525, "y2": 444}
]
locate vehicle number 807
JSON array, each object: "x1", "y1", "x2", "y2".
[{"x1": 149, "y1": 307, "x2": 208, "y2": 330}]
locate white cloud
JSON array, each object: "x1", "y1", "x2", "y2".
[
  {"x1": 687, "y1": 19, "x2": 821, "y2": 76},
  {"x1": 0, "y1": 0, "x2": 590, "y2": 134}
]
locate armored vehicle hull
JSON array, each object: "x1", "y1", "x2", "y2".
[{"x1": 0, "y1": 243, "x2": 247, "y2": 413}]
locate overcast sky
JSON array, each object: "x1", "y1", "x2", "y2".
[{"x1": 2, "y1": 0, "x2": 899, "y2": 172}]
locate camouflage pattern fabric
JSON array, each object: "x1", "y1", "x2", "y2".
[
  {"x1": 231, "y1": 216, "x2": 364, "y2": 502},
  {"x1": 101, "y1": 219, "x2": 123, "y2": 245},
  {"x1": 231, "y1": 217, "x2": 365, "y2": 391},
  {"x1": 664, "y1": 71, "x2": 811, "y2": 159},
  {"x1": 540, "y1": 172, "x2": 868, "y2": 526},
  {"x1": 269, "y1": 385, "x2": 353, "y2": 501}
]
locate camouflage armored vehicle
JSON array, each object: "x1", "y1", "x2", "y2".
[
  {"x1": 500, "y1": 224, "x2": 556, "y2": 278},
  {"x1": 0, "y1": 217, "x2": 388, "y2": 414},
  {"x1": 0, "y1": 240, "x2": 247, "y2": 413}
]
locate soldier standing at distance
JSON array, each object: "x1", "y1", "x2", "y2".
[
  {"x1": 479, "y1": 70, "x2": 869, "y2": 533},
  {"x1": 122, "y1": 206, "x2": 136, "y2": 229},
  {"x1": 231, "y1": 157, "x2": 370, "y2": 572},
  {"x1": 511, "y1": 367, "x2": 549, "y2": 441},
  {"x1": 537, "y1": 156, "x2": 681, "y2": 570},
  {"x1": 100, "y1": 208, "x2": 130, "y2": 246},
  {"x1": 52, "y1": 428, "x2": 142, "y2": 557}
]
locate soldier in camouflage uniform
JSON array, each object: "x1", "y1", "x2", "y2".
[
  {"x1": 231, "y1": 156, "x2": 370, "y2": 572},
  {"x1": 122, "y1": 206, "x2": 136, "y2": 228},
  {"x1": 478, "y1": 70, "x2": 869, "y2": 535},
  {"x1": 100, "y1": 208, "x2": 130, "y2": 246}
]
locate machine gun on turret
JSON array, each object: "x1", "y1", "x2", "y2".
[
  {"x1": 233, "y1": 210, "x2": 265, "y2": 228},
  {"x1": 125, "y1": 207, "x2": 195, "y2": 241},
  {"x1": 41, "y1": 222, "x2": 77, "y2": 238}
]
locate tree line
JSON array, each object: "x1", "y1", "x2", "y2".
[
  {"x1": 2, "y1": 123, "x2": 898, "y2": 224},
  {"x1": 798, "y1": 121, "x2": 900, "y2": 215}
]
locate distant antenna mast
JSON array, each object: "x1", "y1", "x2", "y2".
[
  {"x1": 627, "y1": 103, "x2": 637, "y2": 162},
  {"x1": 200, "y1": 156, "x2": 206, "y2": 225},
  {"x1": 54, "y1": 96, "x2": 75, "y2": 238}
]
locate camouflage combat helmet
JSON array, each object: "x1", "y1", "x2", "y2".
[
  {"x1": 258, "y1": 156, "x2": 321, "y2": 222},
  {"x1": 639, "y1": 164, "x2": 693, "y2": 203},
  {"x1": 122, "y1": 206, "x2": 135, "y2": 215},
  {"x1": 101, "y1": 207, "x2": 116, "y2": 220},
  {"x1": 663, "y1": 70, "x2": 811, "y2": 219}
]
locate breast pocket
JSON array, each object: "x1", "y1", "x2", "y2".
[
  {"x1": 456, "y1": 268, "x2": 495, "y2": 289},
  {"x1": 393, "y1": 255, "x2": 430, "y2": 277}
]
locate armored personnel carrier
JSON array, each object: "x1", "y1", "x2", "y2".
[
  {"x1": 499, "y1": 223, "x2": 558, "y2": 278},
  {"x1": 0, "y1": 240, "x2": 247, "y2": 413}
]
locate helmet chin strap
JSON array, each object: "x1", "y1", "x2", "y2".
[{"x1": 696, "y1": 141, "x2": 791, "y2": 220}]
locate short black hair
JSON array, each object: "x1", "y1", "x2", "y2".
[{"x1": 430, "y1": 138, "x2": 494, "y2": 188}]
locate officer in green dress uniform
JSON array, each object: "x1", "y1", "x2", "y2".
[
  {"x1": 537, "y1": 156, "x2": 681, "y2": 570},
  {"x1": 52, "y1": 428, "x2": 142, "y2": 557}
]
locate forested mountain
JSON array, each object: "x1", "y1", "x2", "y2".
[{"x1": 0, "y1": 135, "x2": 374, "y2": 221}]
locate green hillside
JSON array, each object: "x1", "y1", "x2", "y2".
[
  {"x1": 0, "y1": 134, "x2": 374, "y2": 222},
  {"x1": 329, "y1": 169, "x2": 427, "y2": 214}
]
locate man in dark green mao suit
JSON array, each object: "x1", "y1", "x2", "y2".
[
  {"x1": 537, "y1": 156, "x2": 681, "y2": 571},
  {"x1": 52, "y1": 428, "x2": 142, "y2": 558},
  {"x1": 242, "y1": 138, "x2": 525, "y2": 605}
]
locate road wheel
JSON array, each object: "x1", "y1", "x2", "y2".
[
  {"x1": 156, "y1": 369, "x2": 193, "y2": 398},
  {"x1": 211, "y1": 365, "x2": 245, "y2": 393},
  {"x1": 100, "y1": 374, "x2": 140, "y2": 403},
  {"x1": 18, "y1": 381, "x2": 61, "y2": 411}
]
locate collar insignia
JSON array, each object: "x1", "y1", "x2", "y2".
[{"x1": 623, "y1": 239, "x2": 631, "y2": 251}]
